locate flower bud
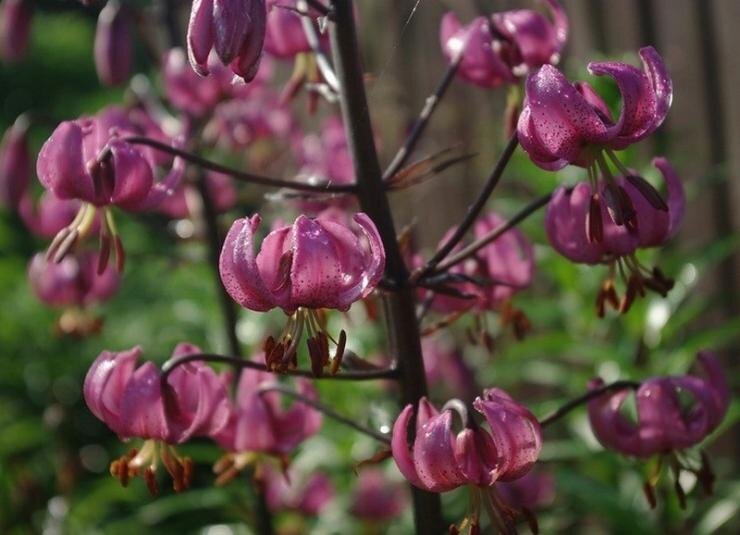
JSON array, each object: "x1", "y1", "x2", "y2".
[
  {"x1": 0, "y1": 0, "x2": 32, "y2": 62},
  {"x1": 94, "y1": 0, "x2": 133, "y2": 87},
  {"x1": 0, "y1": 115, "x2": 31, "y2": 210}
]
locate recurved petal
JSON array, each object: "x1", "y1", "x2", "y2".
[
  {"x1": 695, "y1": 351, "x2": 731, "y2": 430},
  {"x1": 652, "y1": 157, "x2": 684, "y2": 239},
  {"x1": 119, "y1": 361, "x2": 170, "y2": 441},
  {"x1": 521, "y1": 65, "x2": 610, "y2": 167},
  {"x1": 36, "y1": 121, "x2": 94, "y2": 202},
  {"x1": 391, "y1": 404, "x2": 426, "y2": 490},
  {"x1": 229, "y1": 0, "x2": 266, "y2": 82},
  {"x1": 413, "y1": 410, "x2": 466, "y2": 492},
  {"x1": 586, "y1": 378, "x2": 645, "y2": 457},
  {"x1": 474, "y1": 388, "x2": 542, "y2": 481},
  {"x1": 545, "y1": 183, "x2": 604, "y2": 264},
  {"x1": 107, "y1": 140, "x2": 154, "y2": 211},
  {"x1": 219, "y1": 215, "x2": 276, "y2": 312},
  {"x1": 213, "y1": 0, "x2": 251, "y2": 64},
  {"x1": 84, "y1": 346, "x2": 142, "y2": 435},
  {"x1": 187, "y1": 0, "x2": 215, "y2": 75}
]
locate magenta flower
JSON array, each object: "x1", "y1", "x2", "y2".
[
  {"x1": 264, "y1": 0, "x2": 317, "y2": 59},
  {"x1": 158, "y1": 172, "x2": 237, "y2": 220},
  {"x1": 262, "y1": 464, "x2": 334, "y2": 515},
  {"x1": 28, "y1": 251, "x2": 119, "y2": 308},
  {"x1": 204, "y1": 91, "x2": 294, "y2": 149},
  {"x1": 94, "y1": 0, "x2": 132, "y2": 87},
  {"x1": 84, "y1": 344, "x2": 230, "y2": 494},
  {"x1": 187, "y1": 0, "x2": 267, "y2": 83},
  {"x1": 19, "y1": 192, "x2": 81, "y2": 238},
  {"x1": 211, "y1": 358, "x2": 322, "y2": 482},
  {"x1": 392, "y1": 390, "x2": 541, "y2": 530},
  {"x1": 0, "y1": 0, "x2": 32, "y2": 62},
  {"x1": 220, "y1": 212, "x2": 384, "y2": 374},
  {"x1": 163, "y1": 47, "x2": 272, "y2": 118},
  {"x1": 37, "y1": 106, "x2": 184, "y2": 272},
  {"x1": 0, "y1": 115, "x2": 31, "y2": 210},
  {"x1": 440, "y1": 0, "x2": 567, "y2": 88},
  {"x1": 588, "y1": 351, "x2": 729, "y2": 505},
  {"x1": 350, "y1": 469, "x2": 408, "y2": 523},
  {"x1": 546, "y1": 157, "x2": 684, "y2": 314},
  {"x1": 518, "y1": 46, "x2": 672, "y2": 171},
  {"x1": 588, "y1": 352, "x2": 729, "y2": 459}
]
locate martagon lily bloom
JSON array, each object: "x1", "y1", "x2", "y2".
[
  {"x1": 36, "y1": 106, "x2": 185, "y2": 273},
  {"x1": 417, "y1": 212, "x2": 534, "y2": 340},
  {"x1": 519, "y1": 47, "x2": 673, "y2": 235},
  {"x1": 83, "y1": 344, "x2": 230, "y2": 494},
  {"x1": 588, "y1": 351, "x2": 730, "y2": 507},
  {"x1": 219, "y1": 212, "x2": 385, "y2": 374},
  {"x1": 392, "y1": 390, "x2": 542, "y2": 532},
  {"x1": 211, "y1": 357, "x2": 322, "y2": 484},
  {"x1": 546, "y1": 157, "x2": 684, "y2": 315},
  {"x1": 187, "y1": 0, "x2": 267, "y2": 82},
  {"x1": 440, "y1": 0, "x2": 567, "y2": 88}
]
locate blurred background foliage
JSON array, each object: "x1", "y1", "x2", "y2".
[{"x1": 1, "y1": 1, "x2": 738, "y2": 534}]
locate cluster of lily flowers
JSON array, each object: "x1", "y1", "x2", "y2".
[{"x1": 0, "y1": 0, "x2": 732, "y2": 531}]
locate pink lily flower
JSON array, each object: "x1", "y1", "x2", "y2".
[
  {"x1": 440, "y1": 0, "x2": 567, "y2": 88},
  {"x1": 264, "y1": 0, "x2": 327, "y2": 59},
  {"x1": 28, "y1": 251, "x2": 119, "y2": 308},
  {"x1": 84, "y1": 344, "x2": 230, "y2": 494},
  {"x1": 0, "y1": 0, "x2": 32, "y2": 62},
  {"x1": 94, "y1": 0, "x2": 132, "y2": 87},
  {"x1": 18, "y1": 192, "x2": 81, "y2": 239},
  {"x1": 262, "y1": 464, "x2": 334, "y2": 515},
  {"x1": 546, "y1": 157, "x2": 684, "y2": 315},
  {"x1": 162, "y1": 47, "x2": 273, "y2": 118},
  {"x1": 350, "y1": 469, "x2": 408, "y2": 523},
  {"x1": 0, "y1": 115, "x2": 31, "y2": 210},
  {"x1": 588, "y1": 352, "x2": 729, "y2": 459},
  {"x1": 392, "y1": 390, "x2": 542, "y2": 531},
  {"x1": 588, "y1": 351, "x2": 729, "y2": 506},
  {"x1": 37, "y1": 106, "x2": 185, "y2": 272},
  {"x1": 518, "y1": 46, "x2": 672, "y2": 171},
  {"x1": 187, "y1": 0, "x2": 267, "y2": 83},
  {"x1": 220, "y1": 212, "x2": 384, "y2": 374},
  {"x1": 211, "y1": 357, "x2": 322, "y2": 483}
]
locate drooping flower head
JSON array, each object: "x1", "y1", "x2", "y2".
[
  {"x1": 416, "y1": 212, "x2": 534, "y2": 340},
  {"x1": 0, "y1": 114, "x2": 31, "y2": 210},
  {"x1": 37, "y1": 106, "x2": 185, "y2": 273},
  {"x1": 0, "y1": 0, "x2": 32, "y2": 62},
  {"x1": 392, "y1": 390, "x2": 542, "y2": 531},
  {"x1": 220, "y1": 212, "x2": 385, "y2": 374},
  {"x1": 350, "y1": 469, "x2": 408, "y2": 523},
  {"x1": 546, "y1": 157, "x2": 684, "y2": 315},
  {"x1": 262, "y1": 464, "x2": 334, "y2": 516},
  {"x1": 211, "y1": 357, "x2": 322, "y2": 484},
  {"x1": 440, "y1": 0, "x2": 567, "y2": 88},
  {"x1": 162, "y1": 47, "x2": 272, "y2": 118},
  {"x1": 84, "y1": 344, "x2": 230, "y2": 494},
  {"x1": 94, "y1": 0, "x2": 132, "y2": 87},
  {"x1": 588, "y1": 351, "x2": 729, "y2": 507},
  {"x1": 187, "y1": 0, "x2": 267, "y2": 83},
  {"x1": 28, "y1": 251, "x2": 119, "y2": 308}
]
